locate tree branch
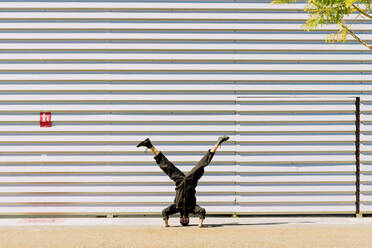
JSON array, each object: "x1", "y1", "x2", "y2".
[
  {"x1": 340, "y1": 23, "x2": 372, "y2": 50},
  {"x1": 352, "y1": 3, "x2": 372, "y2": 19}
]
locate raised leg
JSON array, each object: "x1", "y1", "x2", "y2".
[
  {"x1": 150, "y1": 146, "x2": 160, "y2": 156},
  {"x1": 185, "y1": 136, "x2": 229, "y2": 185},
  {"x1": 137, "y1": 138, "x2": 185, "y2": 184},
  {"x1": 154, "y1": 151, "x2": 185, "y2": 185},
  {"x1": 185, "y1": 149, "x2": 215, "y2": 185}
]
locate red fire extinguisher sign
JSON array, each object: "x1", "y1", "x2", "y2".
[{"x1": 40, "y1": 112, "x2": 52, "y2": 127}]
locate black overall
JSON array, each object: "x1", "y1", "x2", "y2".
[{"x1": 154, "y1": 149, "x2": 215, "y2": 220}]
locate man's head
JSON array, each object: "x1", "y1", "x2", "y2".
[{"x1": 180, "y1": 215, "x2": 189, "y2": 226}]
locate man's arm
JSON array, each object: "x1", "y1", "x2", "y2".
[{"x1": 162, "y1": 204, "x2": 178, "y2": 227}]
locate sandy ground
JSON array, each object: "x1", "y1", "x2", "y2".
[{"x1": 1, "y1": 218, "x2": 372, "y2": 248}]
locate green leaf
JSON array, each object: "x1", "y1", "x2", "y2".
[
  {"x1": 271, "y1": 0, "x2": 372, "y2": 49},
  {"x1": 271, "y1": 0, "x2": 297, "y2": 4},
  {"x1": 345, "y1": 0, "x2": 357, "y2": 7}
]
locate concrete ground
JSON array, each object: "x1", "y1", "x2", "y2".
[{"x1": 1, "y1": 217, "x2": 372, "y2": 248}]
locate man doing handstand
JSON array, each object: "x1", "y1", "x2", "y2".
[{"x1": 136, "y1": 136, "x2": 230, "y2": 227}]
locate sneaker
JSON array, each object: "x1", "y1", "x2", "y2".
[
  {"x1": 136, "y1": 138, "x2": 153, "y2": 148},
  {"x1": 216, "y1": 136, "x2": 229, "y2": 146}
]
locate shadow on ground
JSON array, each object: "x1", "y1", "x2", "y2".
[{"x1": 172, "y1": 221, "x2": 314, "y2": 228}]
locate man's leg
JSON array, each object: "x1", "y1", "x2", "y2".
[
  {"x1": 185, "y1": 149, "x2": 215, "y2": 184},
  {"x1": 154, "y1": 150, "x2": 185, "y2": 184},
  {"x1": 150, "y1": 146, "x2": 160, "y2": 156},
  {"x1": 162, "y1": 204, "x2": 179, "y2": 227},
  {"x1": 193, "y1": 205, "x2": 206, "y2": 228},
  {"x1": 213, "y1": 135, "x2": 230, "y2": 153},
  {"x1": 137, "y1": 138, "x2": 185, "y2": 184},
  {"x1": 185, "y1": 136, "x2": 230, "y2": 184}
]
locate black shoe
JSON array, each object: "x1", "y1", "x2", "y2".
[
  {"x1": 136, "y1": 138, "x2": 153, "y2": 149},
  {"x1": 216, "y1": 136, "x2": 229, "y2": 146}
]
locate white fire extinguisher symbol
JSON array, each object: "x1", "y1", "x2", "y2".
[
  {"x1": 41, "y1": 113, "x2": 49, "y2": 122},
  {"x1": 40, "y1": 112, "x2": 51, "y2": 127}
]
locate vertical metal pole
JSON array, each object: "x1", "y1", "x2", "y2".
[{"x1": 355, "y1": 97, "x2": 361, "y2": 217}]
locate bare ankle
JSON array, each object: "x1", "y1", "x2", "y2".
[
  {"x1": 150, "y1": 146, "x2": 159, "y2": 156},
  {"x1": 211, "y1": 144, "x2": 218, "y2": 153}
]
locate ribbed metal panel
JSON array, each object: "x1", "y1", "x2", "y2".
[
  {"x1": 0, "y1": 0, "x2": 369, "y2": 216},
  {"x1": 360, "y1": 98, "x2": 372, "y2": 214},
  {"x1": 236, "y1": 98, "x2": 356, "y2": 214}
]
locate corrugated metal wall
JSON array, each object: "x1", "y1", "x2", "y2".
[
  {"x1": 361, "y1": 100, "x2": 372, "y2": 214},
  {"x1": 237, "y1": 97, "x2": 356, "y2": 214},
  {"x1": 0, "y1": 0, "x2": 370, "y2": 216}
]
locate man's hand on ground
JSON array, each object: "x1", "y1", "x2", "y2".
[
  {"x1": 198, "y1": 218, "x2": 206, "y2": 228},
  {"x1": 163, "y1": 219, "x2": 170, "y2": 227}
]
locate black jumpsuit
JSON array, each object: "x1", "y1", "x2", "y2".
[{"x1": 154, "y1": 149, "x2": 215, "y2": 220}]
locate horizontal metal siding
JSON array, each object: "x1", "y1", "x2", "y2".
[
  {"x1": 0, "y1": 107, "x2": 236, "y2": 215},
  {"x1": 360, "y1": 99, "x2": 372, "y2": 214},
  {"x1": 236, "y1": 98, "x2": 356, "y2": 214},
  {"x1": 0, "y1": 0, "x2": 369, "y2": 216}
]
